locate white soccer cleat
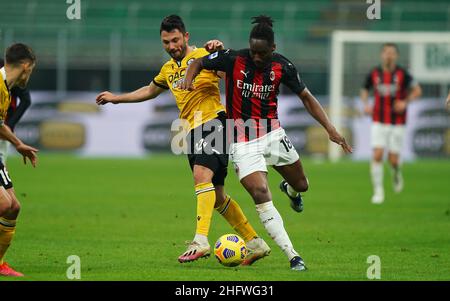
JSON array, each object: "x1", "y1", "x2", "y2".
[
  {"x1": 371, "y1": 189, "x2": 385, "y2": 204},
  {"x1": 178, "y1": 241, "x2": 211, "y2": 263},
  {"x1": 241, "y1": 237, "x2": 271, "y2": 266},
  {"x1": 393, "y1": 170, "x2": 404, "y2": 193}
]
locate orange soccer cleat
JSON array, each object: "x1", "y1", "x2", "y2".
[{"x1": 0, "y1": 262, "x2": 24, "y2": 277}]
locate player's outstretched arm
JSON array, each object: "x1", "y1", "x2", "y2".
[
  {"x1": 96, "y1": 82, "x2": 165, "y2": 105},
  {"x1": 179, "y1": 58, "x2": 204, "y2": 91},
  {"x1": 298, "y1": 88, "x2": 353, "y2": 154},
  {"x1": 0, "y1": 123, "x2": 38, "y2": 167}
]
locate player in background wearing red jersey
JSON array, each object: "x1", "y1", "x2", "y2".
[
  {"x1": 181, "y1": 16, "x2": 352, "y2": 271},
  {"x1": 360, "y1": 43, "x2": 422, "y2": 204}
]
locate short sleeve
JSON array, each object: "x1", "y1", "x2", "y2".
[
  {"x1": 201, "y1": 49, "x2": 234, "y2": 72},
  {"x1": 152, "y1": 67, "x2": 169, "y2": 90},
  {"x1": 281, "y1": 62, "x2": 306, "y2": 94},
  {"x1": 363, "y1": 71, "x2": 373, "y2": 90},
  {"x1": 403, "y1": 70, "x2": 415, "y2": 89}
]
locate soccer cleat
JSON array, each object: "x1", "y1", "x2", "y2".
[
  {"x1": 371, "y1": 188, "x2": 385, "y2": 204},
  {"x1": 279, "y1": 180, "x2": 304, "y2": 212},
  {"x1": 393, "y1": 170, "x2": 404, "y2": 193},
  {"x1": 178, "y1": 241, "x2": 211, "y2": 263},
  {"x1": 0, "y1": 262, "x2": 24, "y2": 277},
  {"x1": 290, "y1": 256, "x2": 307, "y2": 271},
  {"x1": 241, "y1": 237, "x2": 271, "y2": 266}
]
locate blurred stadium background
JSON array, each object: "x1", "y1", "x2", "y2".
[{"x1": 0, "y1": 0, "x2": 449, "y2": 159}]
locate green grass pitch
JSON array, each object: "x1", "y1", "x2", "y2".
[{"x1": 2, "y1": 154, "x2": 449, "y2": 281}]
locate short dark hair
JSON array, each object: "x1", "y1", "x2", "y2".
[
  {"x1": 160, "y1": 15, "x2": 186, "y2": 34},
  {"x1": 382, "y1": 43, "x2": 399, "y2": 53},
  {"x1": 5, "y1": 43, "x2": 36, "y2": 65},
  {"x1": 250, "y1": 15, "x2": 275, "y2": 45}
]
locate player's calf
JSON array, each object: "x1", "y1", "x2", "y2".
[
  {"x1": 286, "y1": 177, "x2": 309, "y2": 193},
  {"x1": 244, "y1": 183, "x2": 272, "y2": 205}
]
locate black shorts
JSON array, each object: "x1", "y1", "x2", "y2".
[
  {"x1": 187, "y1": 112, "x2": 228, "y2": 186},
  {"x1": 0, "y1": 162, "x2": 13, "y2": 189}
]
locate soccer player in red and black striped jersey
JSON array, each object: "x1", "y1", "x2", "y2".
[
  {"x1": 182, "y1": 16, "x2": 351, "y2": 271},
  {"x1": 360, "y1": 43, "x2": 421, "y2": 204}
]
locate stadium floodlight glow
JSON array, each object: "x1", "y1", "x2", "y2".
[{"x1": 328, "y1": 30, "x2": 450, "y2": 162}]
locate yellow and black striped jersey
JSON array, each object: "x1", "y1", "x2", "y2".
[
  {"x1": 0, "y1": 68, "x2": 11, "y2": 125},
  {"x1": 152, "y1": 47, "x2": 225, "y2": 130}
]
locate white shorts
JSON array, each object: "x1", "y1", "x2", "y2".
[
  {"x1": 371, "y1": 122, "x2": 405, "y2": 154},
  {"x1": 0, "y1": 139, "x2": 9, "y2": 164},
  {"x1": 229, "y1": 127, "x2": 300, "y2": 180}
]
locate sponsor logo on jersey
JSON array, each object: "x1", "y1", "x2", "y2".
[
  {"x1": 240, "y1": 70, "x2": 249, "y2": 78},
  {"x1": 270, "y1": 70, "x2": 275, "y2": 81},
  {"x1": 168, "y1": 69, "x2": 186, "y2": 84},
  {"x1": 208, "y1": 52, "x2": 219, "y2": 59},
  {"x1": 236, "y1": 80, "x2": 275, "y2": 99}
]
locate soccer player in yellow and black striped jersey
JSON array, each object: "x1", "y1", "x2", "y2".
[
  {"x1": 96, "y1": 15, "x2": 270, "y2": 264},
  {"x1": 0, "y1": 43, "x2": 38, "y2": 277}
]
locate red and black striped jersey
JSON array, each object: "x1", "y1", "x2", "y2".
[
  {"x1": 202, "y1": 48, "x2": 306, "y2": 142},
  {"x1": 363, "y1": 65, "x2": 414, "y2": 125}
]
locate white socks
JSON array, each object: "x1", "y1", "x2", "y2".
[
  {"x1": 255, "y1": 201, "x2": 299, "y2": 261},
  {"x1": 193, "y1": 234, "x2": 209, "y2": 246},
  {"x1": 370, "y1": 161, "x2": 384, "y2": 194}
]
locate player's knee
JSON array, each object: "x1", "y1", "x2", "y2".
[
  {"x1": 193, "y1": 170, "x2": 213, "y2": 185},
  {"x1": 249, "y1": 185, "x2": 271, "y2": 203},
  {"x1": 9, "y1": 199, "x2": 21, "y2": 215},
  {"x1": 388, "y1": 155, "x2": 399, "y2": 166},
  {"x1": 373, "y1": 153, "x2": 383, "y2": 162},
  {"x1": 388, "y1": 160, "x2": 398, "y2": 168},
  {"x1": 0, "y1": 200, "x2": 12, "y2": 216}
]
